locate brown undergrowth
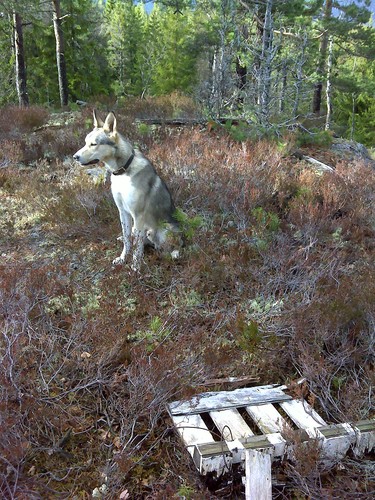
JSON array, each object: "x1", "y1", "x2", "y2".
[{"x1": 0, "y1": 101, "x2": 374, "y2": 498}]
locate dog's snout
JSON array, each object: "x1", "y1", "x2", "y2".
[{"x1": 73, "y1": 154, "x2": 79, "y2": 161}]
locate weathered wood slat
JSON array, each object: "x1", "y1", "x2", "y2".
[
  {"x1": 193, "y1": 441, "x2": 232, "y2": 474},
  {"x1": 169, "y1": 385, "x2": 292, "y2": 415},
  {"x1": 210, "y1": 408, "x2": 254, "y2": 440},
  {"x1": 245, "y1": 448, "x2": 272, "y2": 500},
  {"x1": 227, "y1": 438, "x2": 246, "y2": 464},
  {"x1": 279, "y1": 399, "x2": 326, "y2": 429},
  {"x1": 243, "y1": 433, "x2": 287, "y2": 459},
  {"x1": 246, "y1": 404, "x2": 291, "y2": 434},
  {"x1": 352, "y1": 419, "x2": 375, "y2": 457},
  {"x1": 319, "y1": 423, "x2": 356, "y2": 464},
  {"x1": 242, "y1": 435, "x2": 274, "y2": 450},
  {"x1": 319, "y1": 423, "x2": 354, "y2": 439},
  {"x1": 354, "y1": 419, "x2": 375, "y2": 433},
  {"x1": 171, "y1": 414, "x2": 214, "y2": 457},
  {"x1": 266, "y1": 432, "x2": 287, "y2": 458}
]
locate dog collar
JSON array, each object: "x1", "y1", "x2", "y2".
[{"x1": 112, "y1": 151, "x2": 135, "y2": 175}]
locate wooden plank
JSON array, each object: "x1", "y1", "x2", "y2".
[
  {"x1": 193, "y1": 441, "x2": 232, "y2": 474},
  {"x1": 192, "y1": 432, "x2": 286, "y2": 475},
  {"x1": 266, "y1": 432, "x2": 287, "y2": 458},
  {"x1": 210, "y1": 408, "x2": 254, "y2": 440},
  {"x1": 245, "y1": 448, "x2": 272, "y2": 500},
  {"x1": 243, "y1": 435, "x2": 274, "y2": 450},
  {"x1": 319, "y1": 424, "x2": 348, "y2": 439},
  {"x1": 319, "y1": 423, "x2": 356, "y2": 465},
  {"x1": 169, "y1": 385, "x2": 292, "y2": 415},
  {"x1": 354, "y1": 419, "x2": 375, "y2": 433},
  {"x1": 246, "y1": 404, "x2": 291, "y2": 434},
  {"x1": 279, "y1": 399, "x2": 326, "y2": 429},
  {"x1": 194, "y1": 436, "x2": 271, "y2": 458},
  {"x1": 353, "y1": 419, "x2": 375, "y2": 457},
  {"x1": 226, "y1": 438, "x2": 246, "y2": 464},
  {"x1": 171, "y1": 414, "x2": 214, "y2": 453}
]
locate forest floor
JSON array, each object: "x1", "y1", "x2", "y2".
[{"x1": 1, "y1": 100, "x2": 374, "y2": 499}]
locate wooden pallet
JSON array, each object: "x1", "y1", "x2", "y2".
[{"x1": 168, "y1": 383, "x2": 375, "y2": 499}]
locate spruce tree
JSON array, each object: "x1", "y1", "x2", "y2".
[{"x1": 150, "y1": 4, "x2": 201, "y2": 95}]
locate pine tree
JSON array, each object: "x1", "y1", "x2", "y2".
[
  {"x1": 104, "y1": 0, "x2": 146, "y2": 97},
  {"x1": 334, "y1": 44, "x2": 375, "y2": 145},
  {"x1": 0, "y1": 1, "x2": 41, "y2": 106},
  {"x1": 149, "y1": 4, "x2": 201, "y2": 95},
  {"x1": 22, "y1": 0, "x2": 111, "y2": 105},
  {"x1": 139, "y1": 4, "x2": 163, "y2": 97},
  {"x1": 0, "y1": 10, "x2": 15, "y2": 106},
  {"x1": 312, "y1": 0, "x2": 373, "y2": 117},
  {"x1": 62, "y1": 0, "x2": 112, "y2": 101}
]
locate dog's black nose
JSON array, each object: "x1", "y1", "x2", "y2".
[{"x1": 73, "y1": 154, "x2": 79, "y2": 161}]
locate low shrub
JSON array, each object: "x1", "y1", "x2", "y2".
[
  {"x1": 296, "y1": 128, "x2": 333, "y2": 148},
  {"x1": 1, "y1": 103, "x2": 374, "y2": 498},
  {"x1": 0, "y1": 105, "x2": 48, "y2": 137}
]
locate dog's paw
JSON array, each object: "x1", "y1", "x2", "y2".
[
  {"x1": 130, "y1": 261, "x2": 141, "y2": 272},
  {"x1": 170, "y1": 250, "x2": 180, "y2": 260},
  {"x1": 112, "y1": 256, "x2": 125, "y2": 266}
]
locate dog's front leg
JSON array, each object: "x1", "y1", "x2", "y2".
[
  {"x1": 132, "y1": 229, "x2": 145, "y2": 271},
  {"x1": 113, "y1": 211, "x2": 132, "y2": 265}
]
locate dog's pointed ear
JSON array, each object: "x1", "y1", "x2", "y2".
[
  {"x1": 93, "y1": 109, "x2": 104, "y2": 128},
  {"x1": 103, "y1": 112, "x2": 117, "y2": 134}
]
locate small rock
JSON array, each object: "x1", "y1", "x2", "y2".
[
  {"x1": 92, "y1": 487, "x2": 101, "y2": 498},
  {"x1": 331, "y1": 139, "x2": 372, "y2": 161}
]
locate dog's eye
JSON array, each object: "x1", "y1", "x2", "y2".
[{"x1": 90, "y1": 143, "x2": 97, "y2": 147}]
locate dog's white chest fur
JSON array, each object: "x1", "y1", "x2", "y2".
[{"x1": 111, "y1": 173, "x2": 137, "y2": 213}]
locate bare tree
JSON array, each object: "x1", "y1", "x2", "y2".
[
  {"x1": 325, "y1": 35, "x2": 334, "y2": 130},
  {"x1": 312, "y1": 0, "x2": 332, "y2": 114},
  {"x1": 51, "y1": 0, "x2": 68, "y2": 106},
  {"x1": 209, "y1": 0, "x2": 237, "y2": 117},
  {"x1": 258, "y1": 0, "x2": 273, "y2": 127},
  {"x1": 292, "y1": 30, "x2": 308, "y2": 119},
  {"x1": 13, "y1": 11, "x2": 29, "y2": 107}
]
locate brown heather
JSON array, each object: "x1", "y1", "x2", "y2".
[{"x1": 0, "y1": 98, "x2": 374, "y2": 498}]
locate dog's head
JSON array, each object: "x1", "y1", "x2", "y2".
[{"x1": 73, "y1": 110, "x2": 118, "y2": 166}]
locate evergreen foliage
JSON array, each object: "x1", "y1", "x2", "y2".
[{"x1": 0, "y1": 0, "x2": 373, "y2": 144}]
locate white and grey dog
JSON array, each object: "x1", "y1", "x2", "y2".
[{"x1": 74, "y1": 110, "x2": 181, "y2": 270}]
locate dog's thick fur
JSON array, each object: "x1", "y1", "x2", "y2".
[{"x1": 74, "y1": 110, "x2": 181, "y2": 270}]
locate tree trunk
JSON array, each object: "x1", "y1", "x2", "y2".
[
  {"x1": 13, "y1": 11, "x2": 29, "y2": 108},
  {"x1": 312, "y1": 0, "x2": 332, "y2": 114},
  {"x1": 235, "y1": 24, "x2": 248, "y2": 108},
  {"x1": 325, "y1": 36, "x2": 333, "y2": 130},
  {"x1": 350, "y1": 93, "x2": 356, "y2": 140},
  {"x1": 279, "y1": 59, "x2": 287, "y2": 113},
  {"x1": 52, "y1": 0, "x2": 69, "y2": 106},
  {"x1": 259, "y1": 0, "x2": 273, "y2": 127},
  {"x1": 293, "y1": 31, "x2": 308, "y2": 118},
  {"x1": 236, "y1": 56, "x2": 247, "y2": 104}
]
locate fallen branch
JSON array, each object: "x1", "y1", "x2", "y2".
[
  {"x1": 302, "y1": 155, "x2": 334, "y2": 172},
  {"x1": 199, "y1": 375, "x2": 259, "y2": 389},
  {"x1": 292, "y1": 150, "x2": 334, "y2": 172},
  {"x1": 134, "y1": 117, "x2": 243, "y2": 127}
]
